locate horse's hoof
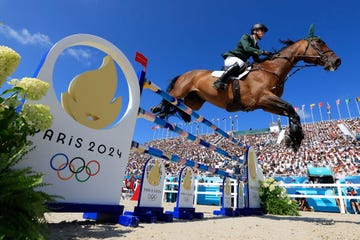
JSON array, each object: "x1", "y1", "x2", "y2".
[
  {"x1": 284, "y1": 135, "x2": 292, "y2": 148},
  {"x1": 292, "y1": 143, "x2": 300, "y2": 153},
  {"x1": 158, "y1": 113, "x2": 166, "y2": 119},
  {"x1": 150, "y1": 106, "x2": 160, "y2": 113}
]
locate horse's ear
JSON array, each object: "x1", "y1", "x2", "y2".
[{"x1": 308, "y1": 24, "x2": 315, "y2": 38}]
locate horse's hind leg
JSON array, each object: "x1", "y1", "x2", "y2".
[
  {"x1": 150, "y1": 100, "x2": 165, "y2": 114},
  {"x1": 150, "y1": 99, "x2": 173, "y2": 119}
]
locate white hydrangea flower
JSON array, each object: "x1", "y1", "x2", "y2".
[
  {"x1": 9, "y1": 77, "x2": 49, "y2": 100},
  {"x1": 0, "y1": 46, "x2": 21, "y2": 87},
  {"x1": 21, "y1": 103, "x2": 53, "y2": 130}
]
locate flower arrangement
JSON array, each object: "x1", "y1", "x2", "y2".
[
  {"x1": 0, "y1": 45, "x2": 54, "y2": 239},
  {"x1": 259, "y1": 177, "x2": 299, "y2": 216}
]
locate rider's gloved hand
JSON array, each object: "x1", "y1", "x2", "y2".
[{"x1": 262, "y1": 51, "x2": 273, "y2": 57}]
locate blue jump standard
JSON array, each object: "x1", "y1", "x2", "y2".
[
  {"x1": 46, "y1": 202, "x2": 139, "y2": 227},
  {"x1": 234, "y1": 207, "x2": 263, "y2": 216},
  {"x1": 213, "y1": 207, "x2": 236, "y2": 217},
  {"x1": 165, "y1": 207, "x2": 204, "y2": 220},
  {"x1": 125, "y1": 206, "x2": 174, "y2": 223}
]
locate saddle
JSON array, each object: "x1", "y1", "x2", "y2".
[{"x1": 211, "y1": 65, "x2": 252, "y2": 80}]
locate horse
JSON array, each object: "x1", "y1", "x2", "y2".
[{"x1": 151, "y1": 27, "x2": 341, "y2": 152}]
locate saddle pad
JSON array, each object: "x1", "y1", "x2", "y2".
[{"x1": 212, "y1": 66, "x2": 252, "y2": 79}]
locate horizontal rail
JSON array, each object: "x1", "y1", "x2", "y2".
[
  {"x1": 131, "y1": 140, "x2": 242, "y2": 180},
  {"x1": 142, "y1": 79, "x2": 246, "y2": 149},
  {"x1": 138, "y1": 108, "x2": 244, "y2": 163}
]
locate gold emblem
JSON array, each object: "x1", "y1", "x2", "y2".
[{"x1": 62, "y1": 55, "x2": 122, "y2": 129}]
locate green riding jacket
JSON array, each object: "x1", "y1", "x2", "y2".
[{"x1": 222, "y1": 33, "x2": 264, "y2": 62}]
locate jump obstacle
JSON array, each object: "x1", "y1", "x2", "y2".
[
  {"x1": 17, "y1": 34, "x2": 264, "y2": 227},
  {"x1": 123, "y1": 60, "x2": 265, "y2": 222}
]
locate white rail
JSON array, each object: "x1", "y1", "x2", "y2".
[
  {"x1": 161, "y1": 180, "x2": 360, "y2": 213},
  {"x1": 282, "y1": 182, "x2": 360, "y2": 214}
]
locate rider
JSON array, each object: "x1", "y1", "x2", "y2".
[{"x1": 213, "y1": 23, "x2": 273, "y2": 90}]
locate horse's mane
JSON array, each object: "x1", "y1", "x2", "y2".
[{"x1": 274, "y1": 39, "x2": 295, "y2": 54}]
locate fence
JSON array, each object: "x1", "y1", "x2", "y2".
[
  {"x1": 158, "y1": 180, "x2": 360, "y2": 213},
  {"x1": 282, "y1": 182, "x2": 360, "y2": 213}
]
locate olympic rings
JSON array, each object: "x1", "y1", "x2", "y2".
[{"x1": 50, "y1": 153, "x2": 101, "y2": 182}]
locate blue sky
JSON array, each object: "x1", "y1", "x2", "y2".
[{"x1": 1, "y1": 0, "x2": 359, "y2": 144}]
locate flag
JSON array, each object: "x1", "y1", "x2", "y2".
[
  {"x1": 319, "y1": 102, "x2": 323, "y2": 107},
  {"x1": 135, "y1": 51, "x2": 148, "y2": 70},
  {"x1": 336, "y1": 99, "x2": 340, "y2": 105},
  {"x1": 345, "y1": 98, "x2": 350, "y2": 103},
  {"x1": 310, "y1": 103, "x2": 315, "y2": 109},
  {"x1": 356, "y1": 96, "x2": 360, "y2": 102},
  {"x1": 327, "y1": 102, "x2": 331, "y2": 111},
  {"x1": 294, "y1": 106, "x2": 299, "y2": 111}
]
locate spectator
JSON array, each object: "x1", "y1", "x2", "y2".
[
  {"x1": 125, "y1": 117, "x2": 359, "y2": 178},
  {"x1": 346, "y1": 181, "x2": 360, "y2": 214}
]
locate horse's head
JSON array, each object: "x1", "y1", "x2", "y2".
[{"x1": 301, "y1": 37, "x2": 341, "y2": 71}]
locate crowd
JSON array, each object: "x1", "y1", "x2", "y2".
[{"x1": 126, "y1": 118, "x2": 360, "y2": 178}]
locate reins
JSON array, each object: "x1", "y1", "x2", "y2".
[{"x1": 253, "y1": 37, "x2": 334, "y2": 84}]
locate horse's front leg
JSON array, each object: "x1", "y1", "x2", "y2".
[
  {"x1": 285, "y1": 111, "x2": 304, "y2": 153},
  {"x1": 259, "y1": 95, "x2": 304, "y2": 152}
]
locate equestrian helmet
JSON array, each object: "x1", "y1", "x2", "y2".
[{"x1": 251, "y1": 23, "x2": 268, "y2": 33}]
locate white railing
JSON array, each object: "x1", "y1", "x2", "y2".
[
  {"x1": 281, "y1": 182, "x2": 360, "y2": 214},
  {"x1": 161, "y1": 180, "x2": 360, "y2": 213},
  {"x1": 162, "y1": 179, "x2": 239, "y2": 207}
]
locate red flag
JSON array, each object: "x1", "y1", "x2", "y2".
[
  {"x1": 135, "y1": 51, "x2": 148, "y2": 70},
  {"x1": 319, "y1": 102, "x2": 323, "y2": 107}
]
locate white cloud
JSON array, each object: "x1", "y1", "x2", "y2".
[
  {"x1": 0, "y1": 25, "x2": 52, "y2": 47},
  {"x1": 65, "y1": 48, "x2": 92, "y2": 65},
  {"x1": 0, "y1": 24, "x2": 93, "y2": 64}
]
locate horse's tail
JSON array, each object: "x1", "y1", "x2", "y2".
[{"x1": 166, "y1": 75, "x2": 180, "y2": 92}]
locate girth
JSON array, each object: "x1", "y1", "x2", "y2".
[{"x1": 232, "y1": 79, "x2": 241, "y2": 105}]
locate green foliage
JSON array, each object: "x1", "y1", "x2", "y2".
[
  {"x1": 259, "y1": 177, "x2": 299, "y2": 216},
  {"x1": 0, "y1": 167, "x2": 52, "y2": 240},
  {"x1": 0, "y1": 47, "x2": 54, "y2": 239}
]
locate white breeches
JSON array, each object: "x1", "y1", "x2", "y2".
[{"x1": 224, "y1": 56, "x2": 245, "y2": 68}]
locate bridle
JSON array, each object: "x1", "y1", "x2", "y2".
[
  {"x1": 299, "y1": 37, "x2": 335, "y2": 64},
  {"x1": 263, "y1": 38, "x2": 335, "y2": 83}
]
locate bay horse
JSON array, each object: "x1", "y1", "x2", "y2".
[{"x1": 151, "y1": 30, "x2": 341, "y2": 152}]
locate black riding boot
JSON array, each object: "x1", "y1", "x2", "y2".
[{"x1": 212, "y1": 63, "x2": 245, "y2": 90}]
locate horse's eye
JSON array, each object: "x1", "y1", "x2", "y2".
[{"x1": 316, "y1": 39, "x2": 325, "y2": 44}]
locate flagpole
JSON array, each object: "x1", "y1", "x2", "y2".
[
  {"x1": 310, "y1": 107, "x2": 314, "y2": 123},
  {"x1": 327, "y1": 103, "x2": 332, "y2": 120},
  {"x1": 356, "y1": 99, "x2": 360, "y2": 116},
  {"x1": 336, "y1": 101, "x2": 342, "y2": 119},
  {"x1": 345, "y1": 100, "x2": 352, "y2": 118},
  {"x1": 235, "y1": 115, "x2": 238, "y2": 131},
  {"x1": 229, "y1": 115, "x2": 232, "y2": 132},
  {"x1": 302, "y1": 105, "x2": 306, "y2": 123},
  {"x1": 318, "y1": 104, "x2": 323, "y2": 121}
]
